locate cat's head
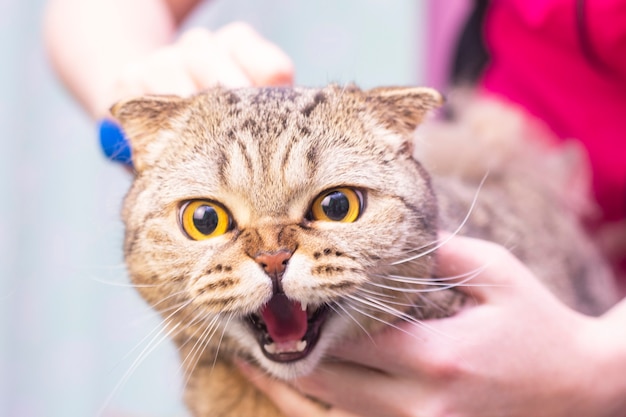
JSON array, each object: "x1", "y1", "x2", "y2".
[{"x1": 112, "y1": 85, "x2": 442, "y2": 379}]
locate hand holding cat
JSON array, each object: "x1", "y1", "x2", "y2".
[
  {"x1": 239, "y1": 235, "x2": 626, "y2": 417},
  {"x1": 102, "y1": 24, "x2": 294, "y2": 117},
  {"x1": 45, "y1": 0, "x2": 293, "y2": 119}
]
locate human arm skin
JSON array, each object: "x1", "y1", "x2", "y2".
[
  {"x1": 43, "y1": 0, "x2": 294, "y2": 119},
  {"x1": 238, "y1": 235, "x2": 626, "y2": 417}
]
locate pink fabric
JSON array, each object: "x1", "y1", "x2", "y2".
[
  {"x1": 426, "y1": 0, "x2": 472, "y2": 91},
  {"x1": 480, "y1": 0, "x2": 626, "y2": 222}
]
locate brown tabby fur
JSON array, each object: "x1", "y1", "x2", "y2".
[{"x1": 111, "y1": 85, "x2": 617, "y2": 417}]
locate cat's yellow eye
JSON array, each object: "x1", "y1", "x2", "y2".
[
  {"x1": 310, "y1": 188, "x2": 363, "y2": 223},
  {"x1": 180, "y1": 200, "x2": 231, "y2": 240}
]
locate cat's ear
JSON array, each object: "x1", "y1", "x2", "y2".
[
  {"x1": 109, "y1": 95, "x2": 187, "y2": 172},
  {"x1": 364, "y1": 87, "x2": 444, "y2": 135}
]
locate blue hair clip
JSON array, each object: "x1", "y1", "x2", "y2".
[{"x1": 98, "y1": 119, "x2": 133, "y2": 167}]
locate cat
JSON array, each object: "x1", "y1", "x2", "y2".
[{"x1": 110, "y1": 85, "x2": 617, "y2": 417}]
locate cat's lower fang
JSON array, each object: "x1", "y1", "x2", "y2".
[{"x1": 264, "y1": 340, "x2": 307, "y2": 355}]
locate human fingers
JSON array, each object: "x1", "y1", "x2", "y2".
[
  {"x1": 107, "y1": 24, "x2": 258, "y2": 112},
  {"x1": 322, "y1": 235, "x2": 526, "y2": 369},
  {"x1": 235, "y1": 360, "x2": 360, "y2": 417},
  {"x1": 435, "y1": 234, "x2": 541, "y2": 302},
  {"x1": 178, "y1": 27, "x2": 253, "y2": 88},
  {"x1": 107, "y1": 44, "x2": 200, "y2": 113},
  {"x1": 322, "y1": 235, "x2": 545, "y2": 374},
  {"x1": 318, "y1": 325, "x2": 425, "y2": 377},
  {"x1": 106, "y1": 45, "x2": 197, "y2": 112},
  {"x1": 293, "y1": 360, "x2": 424, "y2": 417},
  {"x1": 214, "y1": 22, "x2": 294, "y2": 86}
]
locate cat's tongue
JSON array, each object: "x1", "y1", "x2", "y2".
[{"x1": 261, "y1": 294, "x2": 308, "y2": 343}]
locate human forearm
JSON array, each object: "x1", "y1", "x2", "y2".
[
  {"x1": 43, "y1": 0, "x2": 200, "y2": 118},
  {"x1": 44, "y1": 0, "x2": 293, "y2": 120}
]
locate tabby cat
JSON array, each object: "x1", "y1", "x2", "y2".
[{"x1": 110, "y1": 85, "x2": 616, "y2": 417}]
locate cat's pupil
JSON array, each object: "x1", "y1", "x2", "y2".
[
  {"x1": 193, "y1": 205, "x2": 219, "y2": 235},
  {"x1": 321, "y1": 191, "x2": 350, "y2": 221}
]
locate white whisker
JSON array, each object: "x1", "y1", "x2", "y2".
[
  {"x1": 126, "y1": 291, "x2": 192, "y2": 328},
  {"x1": 211, "y1": 313, "x2": 233, "y2": 369},
  {"x1": 373, "y1": 272, "x2": 477, "y2": 284},
  {"x1": 390, "y1": 170, "x2": 489, "y2": 266},
  {"x1": 88, "y1": 274, "x2": 163, "y2": 288},
  {"x1": 343, "y1": 300, "x2": 424, "y2": 339},
  {"x1": 179, "y1": 313, "x2": 223, "y2": 389},
  {"x1": 148, "y1": 290, "x2": 189, "y2": 311},
  {"x1": 356, "y1": 285, "x2": 398, "y2": 299},
  {"x1": 97, "y1": 321, "x2": 181, "y2": 417},
  {"x1": 367, "y1": 266, "x2": 487, "y2": 294},
  {"x1": 329, "y1": 302, "x2": 375, "y2": 344},
  {"x1": 344, "y1": 294, "x2": 455, "y2": 340},
  {"x1": 354, "y1": 289, "x2": 425, "y2": 309},
  {"x1": 121, "y1": 297, "x2": 194, "y2": 363}
]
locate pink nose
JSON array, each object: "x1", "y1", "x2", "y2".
[{"x1": 254, "y1": 250, "x2": 293, "y2": 293}]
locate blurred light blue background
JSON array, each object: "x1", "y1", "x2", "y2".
[{"x1": 0, "y1": 1, "x2": 466, "y2": 416}]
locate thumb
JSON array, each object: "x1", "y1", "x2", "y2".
[{"x1": 435, "y1": 234, "x2": 538, "y2": 302}]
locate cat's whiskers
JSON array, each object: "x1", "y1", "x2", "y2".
[
  {"x1": 369, "y1": 265, "x2": 488, "y2": 293},
  {"x1": 405, "y1": 288, "x2": 452, "y2": 317},
  {"x1": 354, "y1": 285, "x2": 460, "y2": 321},
  {"x1": 148, "y1": 290, "x2": 191, "y2": 313},
  {"x1": 120, "y1": 297, "x2": 195, "y2": 363},
  {"x1": 355, "y1": 286, "x2": 431, "y2": 316},
  {"x1": 118, "y1": 291, "x2": 191, "y2": 352},
  {"x1": 211, "y1": 313, "x2": 234, "y2": 368},
  {"x1": 178, "y1": 312, "x2": 224, "y2": 388},
  {"x1": 355, "y1": 285, "x2": 398, "y2": 299},
  {"x1": 373, "y1": 271, "x2": 471, "y2": 284},
  {"x1": 97, "y1": 319, "x2": 182, "y2": 417},
  {"x1": 175, "y1": 309, "x2": 218, "y2": 352},
  {"x1": 178, "y1": 312, "x2": 235, "y2": 396},
  {"x1": 328, "y1": 301, "x2": 375, "y2": 344},
  {"x1": 354, "y1": 288, "x2": 432, "y2": 309},
  {"x1": 393, "y1": 239, "x2": 439, "y2": 258},
  {"x1": 127, "y1": 290, "x2": 192, "y2": 327},
  {"x1": 390, "y1": 171, "x2": 489, "y2": 266},
  {"x1": 343, "y1": 294, "x2": 455, "y2": 340},
  {"x1": 97, "y1": 298, "x2": 198, "y2": 414},
  {"x1": 87, "y1": 270, "x2": 165, "y2": 288},
  {"x1": 342, "y1": 299, "x2": 431, "y2": 340}
]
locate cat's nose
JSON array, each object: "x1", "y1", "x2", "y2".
[{"x1": 254, "y1": 250, "x2": 293, "y2": 293}]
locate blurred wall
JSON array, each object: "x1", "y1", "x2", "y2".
[{"x1": 0, "y1": 1, "x2": 466, "y2": 416}]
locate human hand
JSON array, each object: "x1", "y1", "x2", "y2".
[
  {"x1": 238, "y1": 235, "x2": 626, "y2": 417},
  {"x1": 97, "y1": 22, "x2": 293, "y2": 118}
]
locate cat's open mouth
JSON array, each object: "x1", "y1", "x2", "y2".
[{"x1": 247, "y1": 294, "x2": 328, "y2": 362}]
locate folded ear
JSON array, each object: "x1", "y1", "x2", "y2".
[
  {"x1": 364, "y1": 86, "x2": 444, "y2": 135},
  {"x1": 110, "y1": 95, "x2": 187, "y2": 172}
]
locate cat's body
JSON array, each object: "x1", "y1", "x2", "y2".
[{"x1": 111, "y1": 85, "x2": 616, "y2": 417}]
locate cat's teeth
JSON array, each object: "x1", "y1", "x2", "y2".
[
  {"x1": 263, "y1": 340, "x2": 308, "y2": 354},
  {"x1": 296, "y1": 340, "x2": 307, "y2": 352},
  {"x1": 301, "y1": 302, "x2": 307, "y2": 312}
]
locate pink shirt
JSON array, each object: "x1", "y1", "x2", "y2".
[{"x1": 480, "y1": 0, "x2": 626, "y2": 222}]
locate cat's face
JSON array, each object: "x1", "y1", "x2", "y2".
[{"x1": 113, "y1": 85, "x2": 442, "y2": 379}]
